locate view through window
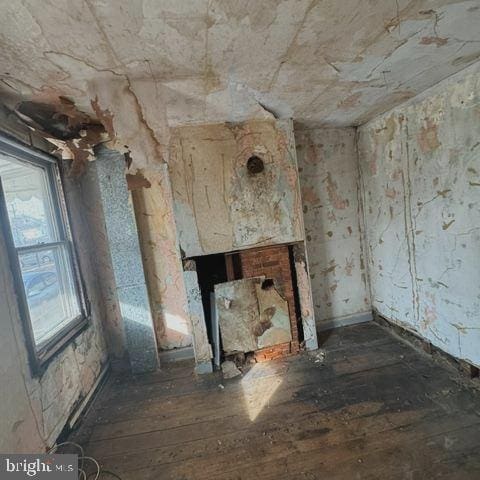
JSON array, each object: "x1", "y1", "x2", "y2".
[{"x1": 0, "y1": 152, "x2": 82, "y2": 351}]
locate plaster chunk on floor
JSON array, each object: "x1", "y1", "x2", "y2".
[{"x1": 221, "y1": 360, "x2": 242, "y2": 379}]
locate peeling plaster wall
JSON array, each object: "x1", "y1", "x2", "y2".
[
  {"x1": 296, "y1": 128, "x2": 371, "y2": 327},
  {"x1": 169, "y1": 119, "x2": 304, "y2": 257},
  {"x1": 0, "y1": 129, "x2": 108, "y2": 452},
  {"x1": 132, "y1": 164, "x2": 193, "y2": 350},
  {"x1": 358, "y1": 62, "x2": 480, "y2": 367}
]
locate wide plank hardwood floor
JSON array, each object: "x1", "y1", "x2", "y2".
[{"x1": 69, "y1": 322, "x2": 480, "y2": 479}]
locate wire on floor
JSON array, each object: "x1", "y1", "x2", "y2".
[{"x1": 48, "y1": 441, "x2": 123, "y2": 480}]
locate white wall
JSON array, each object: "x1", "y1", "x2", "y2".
[
  {"x1": 296, "y1": 128, "x2": 371, "y2": 328},
  {"x1": 358, "y1": 62, "x2": 480, "y2": 367}
]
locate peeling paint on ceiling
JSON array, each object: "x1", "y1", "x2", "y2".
[
  {"x1": 1, "y1": 0, "x2": 480, "y2": 135},
  {"x1": 13, "y1": 97, "x2": 111, "y2": 175}
]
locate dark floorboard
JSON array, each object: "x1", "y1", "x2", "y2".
[{"x1": 70, "y1": 322, "x2": 480, "y2": 479}]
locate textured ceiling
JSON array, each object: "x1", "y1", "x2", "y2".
[{"x1": 1, "y1": 0, "x2": 480, "y2": 129}]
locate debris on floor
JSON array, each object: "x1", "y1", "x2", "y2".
[
  {"x1": 221, "y1": 360, "x2": 242, "y2": 379},
  {"x1": 309, "y1": 349, "x2": 326, "y2": 364}
]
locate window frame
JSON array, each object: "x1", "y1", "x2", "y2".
[{"x1": 0, "y1": 134, "x2": 89, "y2": 375}]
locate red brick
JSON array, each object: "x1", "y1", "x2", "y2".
[{"x1": 254, "y1": 342, "x2": 292, "y2": 362}]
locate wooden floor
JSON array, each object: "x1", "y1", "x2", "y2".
[{"x1": 71, "y1": 322, "x2": 480, "y2": 479}]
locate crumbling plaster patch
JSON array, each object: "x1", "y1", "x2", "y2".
[
  {"x1": 2, "y1": 50, "x2": 171, "y2": 173},
  {"x1": 358, "y1": 61, "x2": 480, "y2": 367}
]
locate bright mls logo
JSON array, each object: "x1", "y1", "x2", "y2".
[{"x1": 0, "y1": 455, "x2": 77, "y2": 479}]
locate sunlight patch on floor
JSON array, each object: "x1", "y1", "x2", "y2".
[{"x1": 241, "y1": 363, "x2": 283, "y2": 422}]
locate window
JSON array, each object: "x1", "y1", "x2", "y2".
[{"x1": 0, "y1": 136, "x2": 88, "y2": 372}]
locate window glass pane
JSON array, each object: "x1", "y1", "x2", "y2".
[
  {"x1": 19, "y1": 245, "x2": 81, "y2": 347},
  {"x1": 0, "y1": 154, "x2": 57, "y2": 247}
]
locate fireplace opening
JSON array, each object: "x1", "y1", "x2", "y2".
[
  {"x1": 194, "y1": 253, "x2": 228, "y2": 364},
  {"x1": 192, "y1": 244, "x2": 305, "y2": 371}
]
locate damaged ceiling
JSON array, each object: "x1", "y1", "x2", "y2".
[{"x1": 1, "y1": 0, "x2": 480, "y2": 152}]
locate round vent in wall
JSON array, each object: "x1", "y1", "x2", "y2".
[{"x1": 246, "y1": 155, "x2": 265, "y2": 175}]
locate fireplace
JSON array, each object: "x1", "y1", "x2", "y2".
[
  {"x1": 157, "y1": 119, "x2": 318, "y2": 373},
  {"x1": 192, "y1": 244, "x2": 302, "y2": 368}
]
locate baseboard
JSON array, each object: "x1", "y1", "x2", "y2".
[
  {"x1": 317, "y1": 311, "x2": 373, "y2": 332},
  {"x1": 68, "y1": 363, "x2": 110, "y2": 430},
  {"x1": 159, "y1": 346, "x2": 195, "y2": 363},
  {"x1": 373, "y1": 311, "x2": 480, "y2": 380}
]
